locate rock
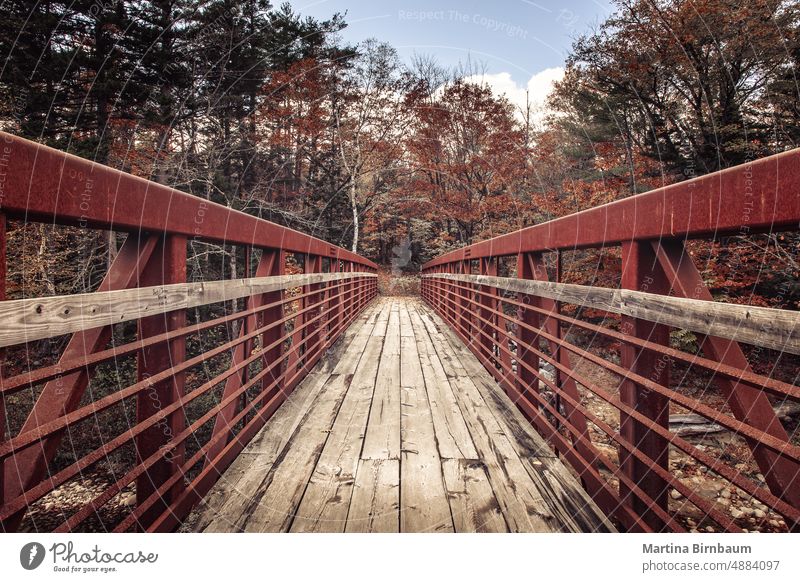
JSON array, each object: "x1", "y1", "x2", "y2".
[
  {"x1": 538, "y1": 367, "x2": 555, "y2": 383},
  {"x1": 693, "y1": 479, "x2": 725, "y2": 499},
  {"x1": 730, "y1": 508, "x2": 744, "y2": 519},
  {"x1": 121, "y1": 493, "x2": 136, "y2": 507},
  {"x1": 717, "y1": 498, "x2": 730, "y2": 507},
  {"x1": 670, "y1": 489, "x2": 683, "y2": 500},
  {"x1": 774, "y1": 400, "x2": 800, "y2": 421},
  {"x1": 756, "y1": 473, "x2": 766, "y2": 483},
  {"x1": 669, "y1": 414, "x2": 726, "y2": 437},
  {"x1": 753, "y1": 509, "x2": 766, "y2": 519},
  {"x1": 720, "y1": 489, "x2": 731, "y2": 499},
  {"x1": 540, "y1": 362, "x2": 556, "y2": 375}
]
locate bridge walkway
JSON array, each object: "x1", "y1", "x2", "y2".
[{"x1": 186, "y1": 297, "x2": 614, "y2": 533}]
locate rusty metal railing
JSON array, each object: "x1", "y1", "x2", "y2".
[
  {"x1": 421, "y1": 149, "x2": 800, "y2": 533},
  {"x1": 0, "y1": 132, "x2": 378, "y2": 532}
]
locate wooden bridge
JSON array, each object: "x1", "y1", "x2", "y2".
[{"x1": 0, "y1": 132, "x2": 798, "y2": 533}]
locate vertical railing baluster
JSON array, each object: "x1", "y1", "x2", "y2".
[
  {"x1": 346, "y1": 261, "x2": 355, "y2": 324},
  {"x1": 259, "y1": 249, "x2": 285, "y2": 395},
  {"x1": 653, "y1": 239, "x2": 800, "y2": 522},
  {"x1": 619, "y1": 240, "x2": 671, "y2": 531},
  {"x1": 241, "y1": 247, "x2": 252, "y2": 418},
  {"x1": 306, "y1": 255, "x2": 323, "y2": 363},
  {"x1": 0, "y1": 212, "x2": 5, "y2": 516},
  {"x1": 478, "y1": 257, "x2": 497, "y2": 367},
  {"x1": 516, "y1": 252, "x2": 540, "y2": 400},
  {"x1": 328, "y1": 258, "x2": 341, "y2": 347},
  {"x1": 136, "y1": 234, "x2": 188, "y2": 528}
]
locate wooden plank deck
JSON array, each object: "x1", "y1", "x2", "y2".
[{"x1": 184, "y1": 297, "x2": 615, "y2": 533}]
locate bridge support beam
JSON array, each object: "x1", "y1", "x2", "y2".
[
  {"x1": 653, "y1": 239, "x2": 800, "y2": 528},
  {"x1": 457, "y1": 260, "x2": 471, "y2": 342},
  {"x1": 526, "y1": 253, "x2": 600, "y2": 473},
  {"x1": 260, "y1": 250, "x2": 287, "y2": 392},
  {"x1": 327, "y1": 258, "x2": 341, "y2": 348},
  {"x1": 203, "y1": 249, "x2": 285, "y2": 472},
  {"x1": 619, "y1": 241, "x2": 671, "y2": 532},
  {"x1": 305, "y1": 255, "x2": 324, "y2": 364}
]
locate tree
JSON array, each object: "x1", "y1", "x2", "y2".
[
  {"x1": 332, "y1": 39, "x2": 411, "y2": 252},
  {"x1": 405, "y1": 78, "x2": 528, "y2": 247},
  {"x1": 553, "y1": 0, "x2": 800, "y2": 174}
]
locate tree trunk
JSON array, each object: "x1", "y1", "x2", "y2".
[{"x1": 350, "y1": 181, "x2": 359, "y2": 253}]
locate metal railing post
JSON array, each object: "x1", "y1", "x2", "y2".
[
  {"x1": 136, "y1": 234, "x2": 188, "y2": 527},
  {"x1": 619, "y1": 240, "x2": 670, "y2": 531}
]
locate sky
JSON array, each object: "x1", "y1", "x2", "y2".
[{"x1": 287, "y1": 0, "x2": 615, "y2": 116}]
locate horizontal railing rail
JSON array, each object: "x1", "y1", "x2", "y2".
[
  {"x1": 421, "y1": 148, "x2": 800, "y2": 533},
  {"x1": 0, "y1": 132, "x2": 378, "y2": 532},
  {"x1": 0, "y1": 132, "x2": 373, "y2": 266}
]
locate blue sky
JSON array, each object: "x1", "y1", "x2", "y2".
[{"x1": 287, "y1": 0, "x2": 615, "y2": 116}]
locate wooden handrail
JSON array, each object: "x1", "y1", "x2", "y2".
[
  {"x1": 0, "y1": 271, "x2": 377, "y2": 348},
  {"x1": 422, "y1": 273, "x2": 800, "y2": 354}
]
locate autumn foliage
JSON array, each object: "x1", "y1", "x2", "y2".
[{"x1": 0, "y1": 0, "x2": 798, "y2": 314}]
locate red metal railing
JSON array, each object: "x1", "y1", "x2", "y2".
[
  {"x1": 0, "y1": 132, "x2": 378, "y2": 532},
  {"x1": 421, "y1": 149, "x2": 800, "y2": 533}
]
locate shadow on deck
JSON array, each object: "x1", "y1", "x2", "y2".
[{"x1": 184, "y1": 297, "x2": 615, "y2": 533}]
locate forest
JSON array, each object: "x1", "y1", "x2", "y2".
[{"x1": 1, "y1": 0, "x2": 798, "y2": 331}]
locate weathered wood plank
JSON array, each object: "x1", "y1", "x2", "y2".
[
  {"x1": 441, "y1": 459, "x2": 507, "y2": 533},
  {"x1": 419, "y1": 302, "x2": 616, "y2": 532},
  {"x1": 185, "y1": 304, "x2": 379, "y2": 532},
  {"x1": 399, "y1": 305, "x2": 453, "y2": 533},
  {"x1": 0, "y1": 271, "x2": 377, "y2": 348},
  {"x1": 201, "y1": 304, "x2": 379, "y2": 532},
  {"x1": 414, "y1": 304, "x2": 563, "y2": 532},
  {"x1": 189, "y1": 297, "x2": 614, "y2": 534},
  {"x1": 289, "y1": 302, "x2": 388, "y2": 532},
  {"x1": 345, "y1": 458, "x2": 400, "y2": 533},
  {"x1": 407, "y1": 304, "x2": 478, "y2": 460},
  {"x1": 228, "y1": 384, "x2": 348, "y2": 532},
  {"x1": 423, "y1": 273, "x2": 800, "y2": 354},
  {"x1": 361, "y1": 301, "x2": 401, "y2": 460}
]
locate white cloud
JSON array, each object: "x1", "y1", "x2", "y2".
[{"x1": 461, "y1": 67, "x2": 564, "y2": 124}]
